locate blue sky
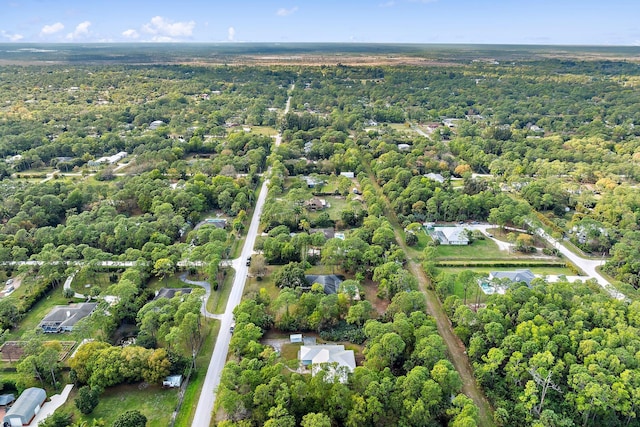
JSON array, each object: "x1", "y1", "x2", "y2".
[{"x1": 0, "y1": 0, "x2": 639, "y2": 45}]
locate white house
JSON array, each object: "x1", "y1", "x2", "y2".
[
  {"x1": 431, "y1": 227, "x2": 469, "y2": 245},
  {"x1": 423, "y1": 173, "x2": 445, "y2": 183},
  {"x1": 298, "y1": 345, "x2": 356, "y2": 383}
]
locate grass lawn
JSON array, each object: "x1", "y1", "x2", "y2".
[
  {"x1": 207, "y1": 268, "x2": 235, "y2": 314},
  {"x1": 250, "y1": 126, "x2": 278, "y2": 136},
  {"x1": 61, "y1": 383, "x2": 179, "y2": 427},
  {"x1": 451, "y1": 280, "x2": 488, "y2": 305},
  {"x1": 174, "y1": 319, "x2": 219, "y2": 427},
  {"x1": 323, "y1": 196, "x2": 349, "y2": 221},
  {"x1": 280, "y1": 342, "x2": 302, "y2": 360},
  {"x1": 147, "y1": 273, "x2": 192, "y2": 293},
  {"x1": 244, "y1": 268, "x2": 278, "y2": 300},
  {"x1": 7, "y1": 286, "x2": 84, "y2": 340},
  {"x1": 434, "y1": 238, "x2": 509, "y2": 260},
  {"x1": 437, "y1": 266, "x2": 577, "y2": 276},
  {"x1": 71, "y1": 270, "x2": 121, "y2": 295}
]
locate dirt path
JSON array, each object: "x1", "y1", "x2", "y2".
[{"x1": 367, "y1": 169, "x2": 495, "y2": 426}]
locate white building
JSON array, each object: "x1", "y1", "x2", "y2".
[
  {"x1": 431, "y1": 226, "x2": 469, "y2": 245},
  {"x1": 299, "y1": 345, "x2": 356, "y2": 383}
]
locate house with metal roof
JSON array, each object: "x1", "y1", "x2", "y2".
[
  {"x1": 305, "y1": 275, "x2": 343, "y2": 294},
  {"x1": 298, "y1": 345, "x2": 356, "y2": 383},
  {"x1": 430, "y1": 226, "x2": 469, "y2": 245},
  {"x1": 0, "y1": 394, "x2": 15, "y2": 406},
  {"x1": 3, "y1": 387, "x2": 46, "y2": 427},
  {"x1": 38, "y1": 303, "x2": 97, "y2": 333},
  {"x1": 489, "y1": 269, "x2": 536, "y2": 286}
]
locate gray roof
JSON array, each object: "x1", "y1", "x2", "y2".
[
  {"x1": 154, "y1": 288, "x2": 193, "y2": 300},
  {"x1": 39, "y1": 303, "x2": 97, "y2": 330},
  {"x1": 3, "y1": 388, "x2": 46, "y2": 424},
  {"x1": 0, "y1": 394, "x2": 15, "y2": 406},
  {"x1": 489, "y1": 269, "x2": 536, "y2": 286},
  {"x1": 305, "y1": 275, "x2": 343, "y2": 294}
]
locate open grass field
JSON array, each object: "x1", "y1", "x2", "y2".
[
  {"x1": 244, "y1": 267, "x2": 278, "y2": 300},
  {"x1": 6, "y1": 286, "x2": 83, "y2": 341},
  {"x1": 250, "y1": 126, "x2": 278, "y2": 136},
  {"x1": 434, "y1": 238, "x2": 508, "y2": 260},
  {"x1": 71, "y1": 270, "x2": 121, "y2": 295},
  {"x1": 63, "y1": 383, "x2": 179, "y2": 427},
  {"x1": 174, "y1": 319, "x2": 219, "y2": 427},
  {"x1": 207, "y1": 268, "x2": 235, "y2": 314}
]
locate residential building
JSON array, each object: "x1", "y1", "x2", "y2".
[
  {"x1": 488, "y1": 269, "x2": 536, "y2": 286},
  {"x1": 430, "y1": 227, "x2": 469, "y2": 245},
  {"x1": 423, "y1": 173, "x2": 445, "y2": 183},
  {"x1": 305, "y1": 275, "x2": 343, "y2": 294},
  {"x1": 153, "y1": 288, "x2": 193, "y2": 300},
  {"x1": 39, "y1": 303, "x2": 97, "y2": 333},
  {"x1": 298, "y1": 345, "x2": 356, "y2": 383}
]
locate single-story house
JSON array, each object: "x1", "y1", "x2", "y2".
[
  {"x1": 3, "y1": 387, "x2": 46, "y2": 427},
  {"x1": 290, "y1": 334, "x2": 303, "y2": 343},
  {"x1": 39, "y1": 303, "x2": 98, "y2": 333},
  {"x1": 149, "y1": 120, "x2": 165, "y2": 130},
  {"x1": 398, "y1": 143, "x2": 411, "y2": 151},
  {"x1": 424, "y1": 173, "x2": 445, "y2": 183},
  {"x1": 489, "y1": 270, "x2": 536, "y2": 286},
  {"x1": 303, "y1": 176, "x2": 324, "y2": 188},
  {"x1": 162, "y1": 375, "x2": 183, "y2": 388},
  {"x1": 309, "y1": 228, "x2": 335, "y2": 240},
  {"x1": 304, "y1": 198, "x2": 327, "y2": 211},
  {"x1": 305, "y1": 275, "x2": 343, "y2": 294},
  {"x1": 204, "y1": 218, "x2": 227, "y2": 229},
  {"x1": 431, "y1": 227, "x2": 469, "y2": 245},
  {"x1": 298, "y1": 345, "x2": 356, "y2": 383},
  {"x1": 340, "y1": 171, "x2": 355, "y2": 179},
  {"x1": 153, "y1": 288, "x2": 193, "y2": 300},
  {"x1": 0, "y1": 394, "x2": 15, "y2": 406}
]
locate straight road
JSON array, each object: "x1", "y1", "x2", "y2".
[{"x1": 191, "y1": 87, "x2": 293, "y2": 426}]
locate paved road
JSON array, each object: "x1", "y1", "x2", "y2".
[
  {"x1": 191, "y1": 88, "x2": 293, "y2": 427},
  {"x1": 531, "y1": 226, "x2": 626, "y2": 300}
]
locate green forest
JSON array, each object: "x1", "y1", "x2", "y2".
[{"x1": 1, "y1": 44, "x2": 640, "y2": 427}]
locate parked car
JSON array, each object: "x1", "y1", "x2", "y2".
[{"x1": 246, "y1": 256, "x2": 251, "y2": 266}]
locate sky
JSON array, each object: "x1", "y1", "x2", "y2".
[{"x1": 0, "y1": 0, "x2": 639, "y2": 46}]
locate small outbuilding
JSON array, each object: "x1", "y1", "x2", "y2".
[
  {"x1": 290, "y1": 334, "x2": 303, "y2": 343},
  {"x1": 162, "y1": 375, "x2": 183, "y2": 388},
  {"x1": 3, "y1": 387, "x2": 46, "y2": 427},
  {"x1": 0, "y1": 394, "x2": 15, "y2": 406}
]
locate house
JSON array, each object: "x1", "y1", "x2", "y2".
[
  {"x1": 309, "y1": 228, "x2": 335, "y2": 240},
  {"x1": 303, "y1": 176, "x2": 325, "y2": 188},
  {"x1": 340, "y1": 171, "x2": 355, "y2": 179},
  {"x1": 488, "y1": 269, "x2": 536, "y2": 286},
  {"x1": 430, "y1": 227, "x2": 469, "y2": 245},
  {"x1": 149, "y1": 120, "x2": 165, "y2": 130},
  {"x1": 290, "y1": 334, "x2": 303, "y2": 343},
  {"x1": 304, "y1": 198, "x2": 327, "y2": 211},
  {"x1": 39, "y1": 303, "x2": 97, "y2": 333},
  {"x1": 162, "y1": 375, "x2": 183, "y2": 388},
  {"x1": 89, "y1": 151, "x2": 128, "y2": 166},
  {"x1": 3, "y1": 387, "x2": 46, "y2": 427},
  {"x1": 423, "y1": 173, "x2": 445, "y2": 183},
  {"x1": 204, "y1": 218, "x2": 227, "y2": 229},
  {"x1": 305, "y1": 275, "x2": 343, "y2": 294},
  {"x1": 398, "y1": 143, "x2": 411, "y2": 151},
  {"x1": 154, "y1": 288, "x2": 193, "y2": 300},
  {"x1": 298, "y1": 345, "x2": 356, "y2": 383}
]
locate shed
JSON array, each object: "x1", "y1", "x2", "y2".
[
  {"x1": 0, "y1": 394, "x2": 15, "y2": 406},
  {"x1": 3, "y1": 387, "x2": 46, "y2": 427},
  {"x1": 162, "y1": 375, "x2": 183, "y2": 388},
  {"x1": 290, "y1": 334, "x2": 303, "y2": 343}
]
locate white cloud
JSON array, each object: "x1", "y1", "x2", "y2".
[
  {"x1": 122, "y1": 29, "x2": 139, "y2": 39},
  {"x1": 227, "y1": 26, "x2": 235, "y2": 41},
  {"x1": 1, "y1": 30, "x2": 24, "y2": 41},
  {"x1": 66, "y1": 21, "x2": 91, "y2": 40},
  {"x1": 40, "y1": 22, "x2": 64, "y2": 36},
  {"x1": 276, "y1": 6, "x2": 298, "y2": 17},
  {"x1": 142, "y1": 16, "x2": 195, "y2": 38}
]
